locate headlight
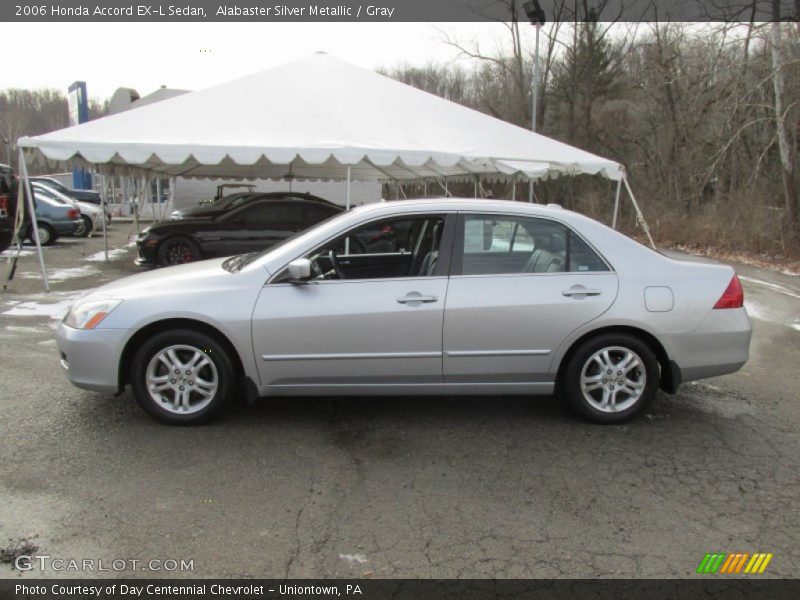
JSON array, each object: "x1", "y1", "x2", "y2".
[{"x1": 64, "y1": 299, "x2": 122, "y2": 329}]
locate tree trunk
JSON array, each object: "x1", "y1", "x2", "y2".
[{"x1": 770, "y1": 19, "x2": 800, "y2": 244}]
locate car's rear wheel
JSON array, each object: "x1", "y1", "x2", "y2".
[
  {"x1": 562, "y1": 333, "x2": 659, "y2": 424},
  {"x1": 74, "y1": 215, "x2": 93, "y2": 238},
  {"x1": 157, "y1": 236, "x2": 202, "y2": 266},
  {"x1": 28, "y1": 222, "x2": 56, "y2": 246},
  {"x1": 130, "y1": 329, "x2": 234, "y2": 425}
]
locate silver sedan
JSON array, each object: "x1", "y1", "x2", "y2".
[{"x1": 56, "y1": 199, "x2": 751, "y2": 425}]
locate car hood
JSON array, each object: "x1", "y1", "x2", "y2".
[
  {"x1": 146, "y1": 218, "x2": 218, "y2": 233},
  {"x1": 83, "y1": 258, "x2": 240, "y2": 301},
  {"x1": 174, "y1": 205, "x2": 224, "y2": 218}
]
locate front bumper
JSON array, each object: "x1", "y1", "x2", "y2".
[
  {"x1": 135, "y1": 237, "x2": 158, "y2": 266},
  {"x1": 55, "y1": 322, "x2": 128, "y2": 394}
]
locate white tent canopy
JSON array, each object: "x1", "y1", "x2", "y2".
[{"x1": 19, "y1": 53, "x2": 623, "y2": 183}]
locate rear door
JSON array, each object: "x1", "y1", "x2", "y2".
[
  {"x1": 443, "y1": 213, "x2": 618, "y2": 383},
  {"x1": 216, "y1": 201, "x2": 306, "y2": 255}
]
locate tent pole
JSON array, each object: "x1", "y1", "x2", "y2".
[
  {"x1": 346, "y1": 165, "x2": 351, "y2": 210},
  {"x1": 611, "y1": 178, "x2": 622, "y2": 230},
  {"x1": 474, "y1": 178, "x2": 478, "y2": 198},
  {"x1": 444, "y1": 178, "x2": 448, "y2": 197},
  {"x1": 622, "y1": 175, "x2": 656, "y2": 249},
  {"x1": 512, "y1": 176, "x2": 516, "y2": 201},
  {"x1": 528, "y1": 180, "x2": 533, "y2": 203},
  {"x1": 100, "y1": 167, "x2": 109, "y2": 262},
  {"x1": 156, "y1": 175, "x2": 163, "y2": 222},
  {"x1": 345, "y1": 166, "x2": 351, "y2": 255},
  {"x1": 19, "y1": 148, "x2": 49, "y2": 292}
]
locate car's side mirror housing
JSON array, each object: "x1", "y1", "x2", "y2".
[{"x1": 287, "y1": 258, "x2": 312, "y2": 283}]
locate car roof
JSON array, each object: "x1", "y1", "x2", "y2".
[{"x1": 350, "y1": 198, "x2": 572, "y2": 218}]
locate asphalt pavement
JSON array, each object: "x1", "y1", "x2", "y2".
[{"x1": 0, "y1": 225, "x2": 798, "y2": 579}]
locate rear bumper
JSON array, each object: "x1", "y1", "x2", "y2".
[
  {"x1": 664, "y1": 307, "x2": 751, "y2": 383},
  {"x1": 55, "y1": 322, "x2": 127, "y2": 394},
  {"x1": 52, "y1": 219, "x2": 81, "y2": 235}
]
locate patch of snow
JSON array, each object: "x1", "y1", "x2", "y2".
[
  {"x1": 5, "y1": 325, "x2": 45, "y2": 333},
  {"x1": 0, "y1": 248, "x2": 35, "y2": 257},
  {"x1": 84, "y1": 248, "x2": 129, "y2": 262},
  {"x1": 339, "y1": 554, "x2": 368, "y2": 565},
  {"x1": 2, "y1": 298, "x2": 75, "y2": 320},
  {"x1": 18, "y1": 266, "x2": 101, "y2": 282}
]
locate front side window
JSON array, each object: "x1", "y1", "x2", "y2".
[
  {"x1": 459, "y1": 214, "x2": 608, "y2": 275},
  {"x1": 234, "y1": 202, "x2": 305, "y2": 231},
  {"x1": 277, "y1": 214, "x2": 448, "y2": 282}
]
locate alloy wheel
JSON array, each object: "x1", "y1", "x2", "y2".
[
  {"x1": 579, "y1": 346, "x2": 646, "y2": 413},
  {"x1": 145, "y1": 344, "x2": 218, "y2": 415}
]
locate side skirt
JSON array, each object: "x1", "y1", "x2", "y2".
[{"x1": 256, "y1": 382, "x2": 556, "y2": 397}]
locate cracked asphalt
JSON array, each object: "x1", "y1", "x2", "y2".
[{"x1": 0, "y1": 225, "x2": 798, "y2": 579}]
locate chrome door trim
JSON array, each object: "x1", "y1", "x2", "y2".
[
  {"x1": 262, "y1": 351, "x2": 443, "y2": 361},
  {"x1": 445, "y1": 349, "x2": 551, "y2": 357}
]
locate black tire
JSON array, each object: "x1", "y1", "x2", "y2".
[
  {"x1": 561, "y1": 332, "x2": 659, "y2": 424},
  {"x1": 130, "y1": 328, "x2": 235, "y2": 425},
  {"x1": 28, "y1": 222, "x2": 57, "y2": 246},
  {"x1": 0, "y1": 230, "x2": 11, "y2": 254},
  {"x1": 74, "y1": 215, "x2": 93, "y2": 238},
  {"x1": 157, "y1": 235, "x2": 202, "y2": 267}
]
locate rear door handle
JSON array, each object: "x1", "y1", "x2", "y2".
[
  {"x1": 397, "y1": 294, "x2": 438, "y2": 304},
  {"x1": 562, "y1": 288, "x2": 601, "y2": 297}
]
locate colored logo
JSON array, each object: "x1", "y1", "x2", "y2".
[{"x1": 697, "y1": 553, "x2": 773, "y2": 574}]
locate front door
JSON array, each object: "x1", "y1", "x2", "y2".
[{"x1": 251, "y1": 213, "x2": 454, "y2": 387}]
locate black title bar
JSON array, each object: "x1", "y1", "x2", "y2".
[{"x1": 2, "y1": 0, "x2": 798, "y2": 22}]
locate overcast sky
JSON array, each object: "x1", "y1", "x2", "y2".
[{"x1": 7, "y1": 22, "x2": 518, "y2": 100}]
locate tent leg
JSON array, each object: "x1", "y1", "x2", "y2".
[
  {"x1": 512, "y1": 176, "x2": 516, "y2": 201},
  {"x1": 346, "y1": 165, "x2": 351, "y2": 210},
  {"x1": 528, "y1": 180, "x2": 533, "y2": 203},
  {"x1": 612, "y1": 178, "x2": 622, "y2": 229},
  {"x1": 156, "y1": 176, "x2": 162, "y2": 222},
  {"x1": 444, "y1": 178, "x2": 448, "y2": 197},
  {"x1": 474, "y1": 178, "x2": 478, "y2": 198},
  {"x1": 345, "y1": 166, "x2": 351, "y2": 254},
  {"x1": 100, "y1": 168, "x2": 109, "y2": 262},
  {"x1": 19, "y1": 148, "x2": 49, "y2": 292},
  {"x1": 622, "y1": 175, "x2": 656, "y2": 249}
]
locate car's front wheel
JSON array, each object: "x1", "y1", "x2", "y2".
[
  {"x1": 562, "y1": 333, "x2": 659, "y2": 424},
  {"x1": 157, "y1": 236, "x2": 202, "y2": 266},
  {"x1": 130, "y1": 329, "x2": 234, "y2": 425}
]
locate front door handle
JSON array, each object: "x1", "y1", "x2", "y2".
[
  {"x1": 562, "y1": 287, "x2": 601, "y2": 297},
  {"x1": 397, "y1": 293, "x2": 438, "y2": 304}
]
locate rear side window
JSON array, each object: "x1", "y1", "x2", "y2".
[{"x1": 459, "y1": 214, "x2": 608, "y2": 275}]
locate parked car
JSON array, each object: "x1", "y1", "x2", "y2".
[
  {"x1": 56, "y1": 199, "x2": 751, "y2": 425},
  {"x1": 0, "y1": 164, "x2": 14, "y2": 253},
  {"x1": 30, "y1": 190, "x2": 81, "y2": 244},
  {"x1": 32, "y1": 181, "x2": 102, "y2": 237},
  {"x1": 29, "y1": 176, "x2": 110, "y2": 225},
  {"x1": 169, "y1": 191, "x2": 335, "y2": 221},
  {"x1": 138, "y1": 195, "x2": 342, "y2": 267}
]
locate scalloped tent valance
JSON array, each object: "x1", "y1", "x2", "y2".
[{"x1": 19, "y1": 53, "x2": 623, "y2": 183}]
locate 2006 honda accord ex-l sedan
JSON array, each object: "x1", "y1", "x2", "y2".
[{"x1": 56, "y1": 199, "x2": 751, "y2": 425}]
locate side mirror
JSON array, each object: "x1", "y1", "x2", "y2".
[{"x1": 287, "y1": 258, "x2": 312, "y2": 283}]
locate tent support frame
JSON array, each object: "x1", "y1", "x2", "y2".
[{"x1": 622, "y1": 174, "x2": 655, "y2": 249}]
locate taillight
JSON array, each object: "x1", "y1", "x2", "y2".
[
  {"x1": 67, "y1": 208, "x2": 80, "y2": 219},
  {"x1": 713, "y1": 274, "x2": 744, "y2": 309},
  {"x1": 0, "y1": 194, "x2": 8, "y2": 211}
]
